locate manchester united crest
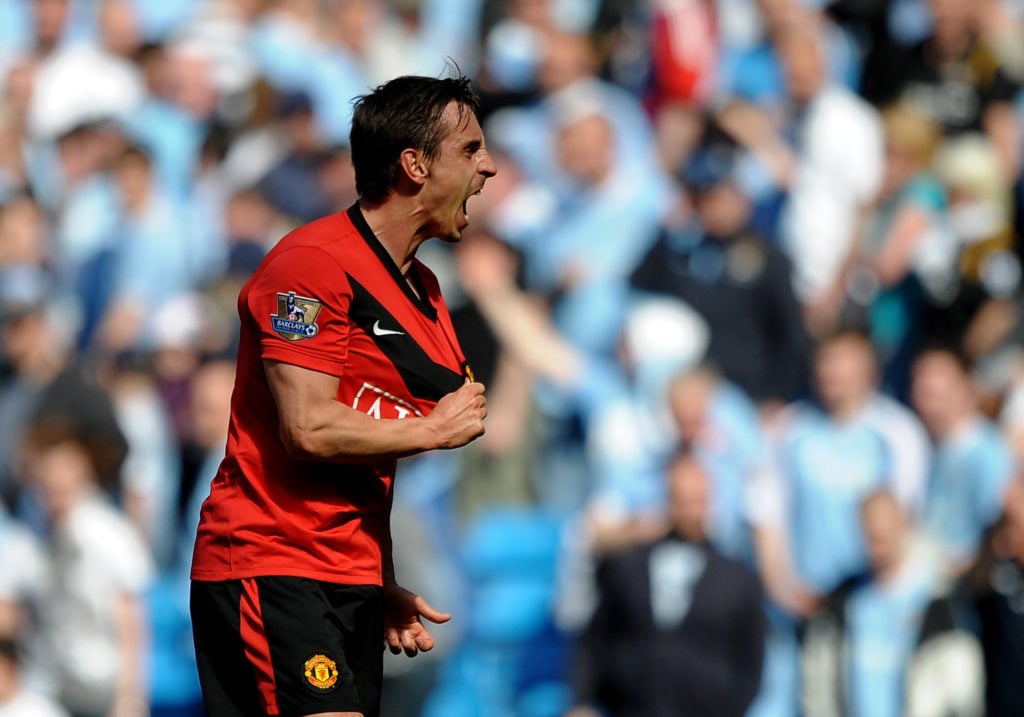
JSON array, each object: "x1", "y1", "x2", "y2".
[
  {"x1": 271, "y1": 291, "x2": 323, "y2": 341},
  {"x1": 303, "y1": 653, "x2": 339, "y2": 691}
]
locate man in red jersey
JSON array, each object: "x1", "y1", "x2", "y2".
[{"x1": 189, "y1": 74, "x2": 496, "y2": 717}]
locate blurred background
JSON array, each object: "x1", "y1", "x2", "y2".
[{"x1": 1, "y1": 0, "x2": 1024, "y2": 715}]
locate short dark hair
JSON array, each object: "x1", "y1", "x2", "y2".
[
  {"x1": 349, "y1": 74, "x2": 481, "y2": 203},
  {"x1": 915, "y1": 342, "x2": 973, "y2": 375},
  {"x1": 815, "y1": 326, "x2": 877, "y2": 361}
]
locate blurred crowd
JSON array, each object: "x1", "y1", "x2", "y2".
[{"x1": 2, "y1": 0, "x2": 1024, "y2": 715}]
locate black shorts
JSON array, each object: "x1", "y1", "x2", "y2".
[{"x1": 190, "y1": 577, "x2": 384, "y2": 717}]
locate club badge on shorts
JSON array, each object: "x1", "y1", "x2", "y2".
[
  {"x1": 303, "y1": 653, "x2": 339, "y2": 691},
  {"x1": 271, "y1": 291, "x2": 323, "y2": 341}
]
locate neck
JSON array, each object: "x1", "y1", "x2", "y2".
[
  {"x1": 874, "y1": 556, "x2": 903, "y2": 584},
  {"x1": 670, "y1": 520, "x2": 705, "y2": 543},
  {"x1": 933, "y1": 411, "x2": 974, "y2": 440},
  {"x1": 358, "y1": 198, "x2": 428, "y2": 275},
  {"x1": 874, "y1": 540, "x2": 909, "y2": 584},
  {"x1": 830, "y1": 395, "x2": 866, "y2": 421}
]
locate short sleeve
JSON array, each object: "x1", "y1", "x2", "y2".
[{"x1": 246, "y1": 245, "x2": 353, "y2": 377}]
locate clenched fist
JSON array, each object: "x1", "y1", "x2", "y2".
[{"x1": 427, "y1": 381, "x2": 487, "y2": 449}]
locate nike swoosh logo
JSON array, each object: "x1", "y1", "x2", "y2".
[{"x1": 372, "y1": 320, "x2": 405, "y2": 337}]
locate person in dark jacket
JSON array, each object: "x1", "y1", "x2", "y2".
[
  {"x1": 567, "y1": 450, "x2": 766, "y2": 717},
  {"x1": 631, "y1": 136, "x2": 809, "y2": 409}
]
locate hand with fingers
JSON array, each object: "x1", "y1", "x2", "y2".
[
  {"x1": 427, "y1": 381, "x2": 487, "y2": 449},
  {"x1": 382, "y1": 584, "x2": 451, "y2": 657}
]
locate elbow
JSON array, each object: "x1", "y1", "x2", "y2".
[{"x1": 279, "y1": 421, "x2": 328, "y2": 460}]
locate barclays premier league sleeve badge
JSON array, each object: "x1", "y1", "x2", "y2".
[{"x1": 271, "y1": 291, "x2": 323, "y2": 341}]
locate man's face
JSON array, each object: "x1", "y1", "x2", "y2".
[
  {"x1": 556, "y1": 113, "x2": 613, "y2": 188},
  {"x1": 26, "y1": 441, "x2": 93, "y2": 520},
  {"x1": 814, "y1": 336, "x2": 876, "y2": 413},
  {"x1": 862, "y1": 494, "x2": 905, "y2": 575},
  {"x1": 911, "y1": 352, "x2": 968, "y2": 432},
  {"x1": 421, "y1": 102, "x2": 497, "y2": 242},
  {"x1": 693, "y1": 182, "x2": 750, "y2": 237}
]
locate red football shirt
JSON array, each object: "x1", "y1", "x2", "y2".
[{"x1": 191, "y1": 205, "x2": 469, "y2": 585}]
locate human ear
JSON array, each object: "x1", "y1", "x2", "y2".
[{"x1": 400, "y1": 149, "x2": 428, "y2": 184}]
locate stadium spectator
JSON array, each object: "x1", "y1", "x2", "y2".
[
  {"x1": 124, "y1": 41, "x2": 208, "y2": 200},
  {"x1": 504, "y1": 91, "x2": 668, "y2": 359},
  {"x1": 666, "y1": 367, "x2": 765, "y2": 565},
  {"x1": 813, "y1": 329, "x2": 931, "y2": 515},
  {"x1": 831, "y1": 102, "x2": 948, "y2": 400},
  {"x1": 749, "y1": 329, "x2": 917, "y2": 606},
  {"x1": 861, "y1": 0, "x2": 1021, "y2": 180},
  {"x1": 668, "y1": 366, "x2": 800, "y2": 717},
  {"x1": 456, "y1": 226, "x2": 711, "y2": 523},
  {"x1": 750, "y1": 330, "x2": 930, "y2": 606},
  {"x1": 744, "y1": 329, "x2": 933, "y2": 717},
  {"x1": 481, "y1": 87, "x2": 670, "y2": 512},
  {"x1": 911, "y1": 346, "x2": 1015, "y2": 572},
  {"x1": 719, "y1": 13, "x2": 884, "y2": 323},
  {"x1": 21, "y1": 423, "x2": 154, "y2": 717},
  {"x1": 718, "y1": 0, "x2": 862, "y2": 111},
  {"x1": 567, "y1": 451, "x2": 766, "y2": 717},
  {"x1": 45, "y1": 121, "x2": 124, "y2": 347},
  {"x1": 927, "y1": 133, "x2": 1019, "y2": 347},
  {"x1": 96, "y1": 145, "x2": 205, "y2": 356},
  {"x1": 105, "y1": 350, "x2": 182, "y2": 569},
  {"x1": 26, "y1": 18, "x2": 145, "y2": 142},
  {"x1": 256, "y1": 90, "x2": 336, "y2": 223},
  {"x1": 801, "y1": 490, "x2": 984, "y2": 717},
  {"x1": 631, "y1": 133, "x2": 809, "y2": 407},
  {"x1": 0, "y1": 263, "x2": 127, "y2": 513}
]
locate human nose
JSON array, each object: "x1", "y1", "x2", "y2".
[{"x1": 479, "y1": 149, "x2": 497, "y2": 178}]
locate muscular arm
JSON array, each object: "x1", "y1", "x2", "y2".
[{"x1": 264, "y1": 360, "x2": 486, "y2": 462}]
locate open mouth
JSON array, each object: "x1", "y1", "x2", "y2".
[{"x1": 462, "y1": 189, "x2": 482, "y2": 220}]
